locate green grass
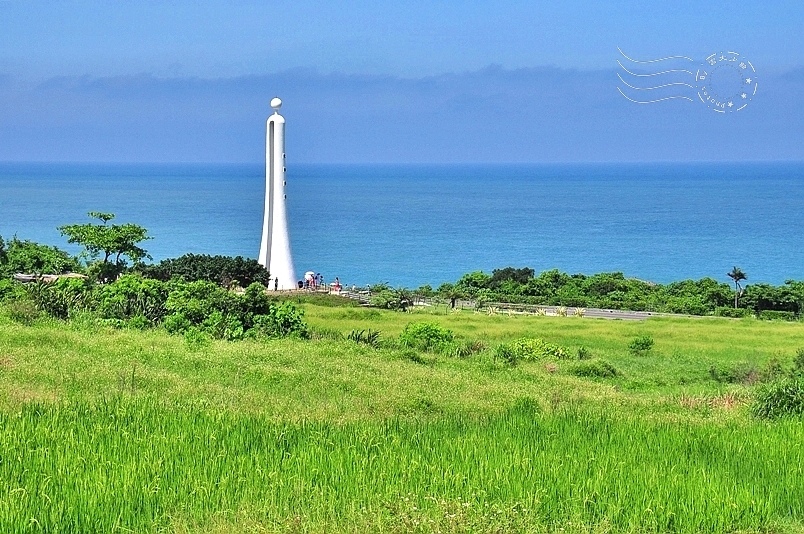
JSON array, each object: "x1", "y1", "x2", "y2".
[
  {"x1": 2, "y1": 304, "x2": 804, "y2": 532},
  {"x1": 3, "y1": 400, "x2": 804, "y2": 533}
]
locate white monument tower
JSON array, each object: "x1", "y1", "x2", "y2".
[{"x1": 258, "y1": 97, "x2": 296, "y2": 290}]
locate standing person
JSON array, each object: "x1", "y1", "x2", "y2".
[
  {"x1": 334, "y1": 277, "x2": 341, "y2": 291},
  {"x1": 274, "y1": 277, "x2": 279, "y2": 292}
]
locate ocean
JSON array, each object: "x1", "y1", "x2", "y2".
[{"x1": 1, "y1": 161, "x2": 802, "y2": 288}]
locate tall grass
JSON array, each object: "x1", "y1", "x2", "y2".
[{"x1": 1, "y1": 399, "x2": 803, "y2": 532}]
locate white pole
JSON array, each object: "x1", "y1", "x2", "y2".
[{"x1": 258, "y1": 97, "x2": 296, "y2": 290}]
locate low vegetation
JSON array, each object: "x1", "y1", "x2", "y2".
[
  {"x1": 2, "y1": 298, "x2": 804, "y2": 531},
  {"x1": 428, "y1": 266, "x2": 804, "y2": 319},
  {"x1": 3, "y1": 218, "x2": 804, "y2": 531}
]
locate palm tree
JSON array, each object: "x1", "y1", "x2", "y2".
[{"x1": 727, "y1": 266, "x2": 747, "y2": 309}]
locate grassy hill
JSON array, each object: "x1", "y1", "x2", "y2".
[{"x1": 1, "y1": 302, "x2": 803, "y2": 532}]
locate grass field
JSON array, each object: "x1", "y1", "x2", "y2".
[{"x1": 1, "y1": 302, "x2": 804, "y2": 532}]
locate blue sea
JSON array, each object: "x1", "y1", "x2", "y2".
[{"x1": 1, "y1": 162, "x2": 803, "y2": 288}]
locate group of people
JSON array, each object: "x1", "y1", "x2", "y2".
[
  {"x1": 301, "y1": 272, "x2": 341, "y2": 292},
  {"x1": 303, "y1": 272, "x2": 324, "y2": 290},
  {"x1": 268, "y1": 273, "x2": 342, "y2": 292}
]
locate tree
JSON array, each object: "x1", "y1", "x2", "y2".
[
  {"x1": 727, "y1": 266, "x2": 747, "y2": 309},
  {"x1": 489, "y1": 267, "x2": 535, "y2": 289},
  {"x1": 138, "y1": 254, "x2": 271, "y2": 288},
  {"x1": 59, "y1": 212, "x2": 151, "y2": 281}
]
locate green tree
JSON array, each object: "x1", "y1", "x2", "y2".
[
  {"x1": 489, "y1": 267, "x2": 535, "y2": 289},
  {"x1": 59, "y1": 212, "x2": 151, "y2": 280},
  {"x1": 139, "y1": 253, "x2": 271, "y2": 288},
  {"x1": 727, "y1": 266, "x2": 747, "y2": 309},
  {"x1": 0, "y1": 237, "x2": 79, "y2": 276}
]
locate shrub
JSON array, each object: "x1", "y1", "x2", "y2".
[
  {"x1": 758, "y1": 310, "x2": 797, "y2": 321},
  {"x1": 347, "y1": 329, "x2": 381, "y2": 347},
  {"x1": 165, "y1": 280, "x2": 238, "y2": 325},
  {"x1": 569, "y1": 359, "x2": 620, "y2": 378},
  {"x1": 25, "y1": 278, "x2": 93, "y2": 319},
  {"x1": 201, "y1": 311, "x2": 244, "y2": 341},
  {"x1": 0, "y1": 237, "x2": 79, "y2": 276},
  {"x1": 96, "y1": 274, "x2": 167, "y2": 322},
  {"x1": 399, "y1": 322, "x2": 453, "y2": 352},
  {"x1": 752, "y1": 377, "x2": 804, "y2": 419},
  {"x1": 4, "y1": 299, "x2": 41, "y2": 325},
  {"x1": 140, "y1": 254, "x2": 271, "y2": 288},
  {"x1": 0, "y1": 279, "x2": 21, "y2": 301},
  {"x1": 370, "y1": 289, "x2": 413, "y2": 311},
  {"x1": 495, "y1": 343, "x2": 519, "y2": 365},
  {"x1": 714, "y1": 307, "x2": 752, "y2": 318},
  {"x1": 511, "y1": 338, "x2": 570, "y2": 361},
  {"x1": 184, "y1": 327, "x2": 211, "y2": 350},
  {"x1": 126, "y1": 314, "x2": 151, "y2": 330},
  {"x1": 163, "y1": 280, "x2": 307, "y2": 340},
  {"x1": 709, "y1": 362, "x2": 759, "y2": 384},
  {"x1": 577, "y1": 346, "x2": 592, "y2": 360},
  {"x1": 248, "y1": 302, "x2": 309, "y2": 339},
  {"x1": 446, "y1": 339, "x2": 486, "y2": 358},
  {"x1": 162, "y1": 313, "x2": 191, "y2": 334},
  {"x1": 628, "y1": 335, "x2": 654, "y2": 355},
  {"x1": 494, "y1": 338, "x2": 570, "y2": 365}
]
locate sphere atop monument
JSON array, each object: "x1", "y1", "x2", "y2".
[{"x1": 270, "y1": 97, "x2": 282, "y2": 112}]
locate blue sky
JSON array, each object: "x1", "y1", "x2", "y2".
[{"x1": 1, "y1": 0, "x2": 802, "y2": 163}]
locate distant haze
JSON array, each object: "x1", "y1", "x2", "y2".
[{"x1": 0, "y1": 1, "x2": 802, "y2": 164}]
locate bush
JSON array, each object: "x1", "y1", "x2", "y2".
[
  {"x1": 399, "y1": 322, "x2": 453, "y2": 352},
  {"x1": 126, "y1": 314, "x2": 151, "y2": 330},
  {"x1": 201, "y1": 310, "x2": 244, "y2": 341},
  {"x1": 494, "y1": 338, "x2": 569, "y2": 365},
  {"x1": 709, "y1": 362, "x2": 759, "y2": 384},
  {"x1": 370, "y1": 289, "x2": 413, "y2": 311},
  {"x1": 628, "y1": 335, "x2": 654, "y2": 355},
  {"x1": 714, "y1": 307, "x2": 752, "y2": 318},
  {"x1": 495, "y1": 343, "x2": 519, "y2": 365},
  {"x1": 140, "y1": 254, "x2": 271, "y2": 288},
  {"x1": 162, "y1": 313, "x2": 191, "y2": 334},
  {"x1": 569, "y1": 359, "x2": 620, "y2": 378},
  {"x1": 758, "y1": 310, "x2": 797, "y2": 321},
  {"x1": 164, "y1": 280, "x2": 307, "y2": 340},
  {"x1": 3, "y1": 299, "x2": 41, "y2": 325},
  {"x1": 752, "y1": 377, "x2": 804, "y2": 419},
  {"x1": 446, "y1": 339, "x2": 486, "y2": 358},
  {"x1": 165, "y1": 280, "x2": 239, "y2": 325},
  {"x1": 0, "y1": 279, "x2": 17, "y2": 301},
  {"x1": 96, "y1": 274, "x2": 167, "y2": 322},
  {"x1": 25, "y1": 278, "x2": 93, "y2": 319},
  {"x1": 347, "y1": 329, "x2": 381, "y2": 347},
  {"x1": 577, "y1": 346, "x2": 592, "y2": 360},
  {"x1": 0, "y1": 237, "x2": 79, "y2": 276},
  {"x1": 248, "y1": 302, "x2": 309, "y2": 339},
  {"x1": 512, "y1": 338, "x2": 570, "y2": 360}
]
